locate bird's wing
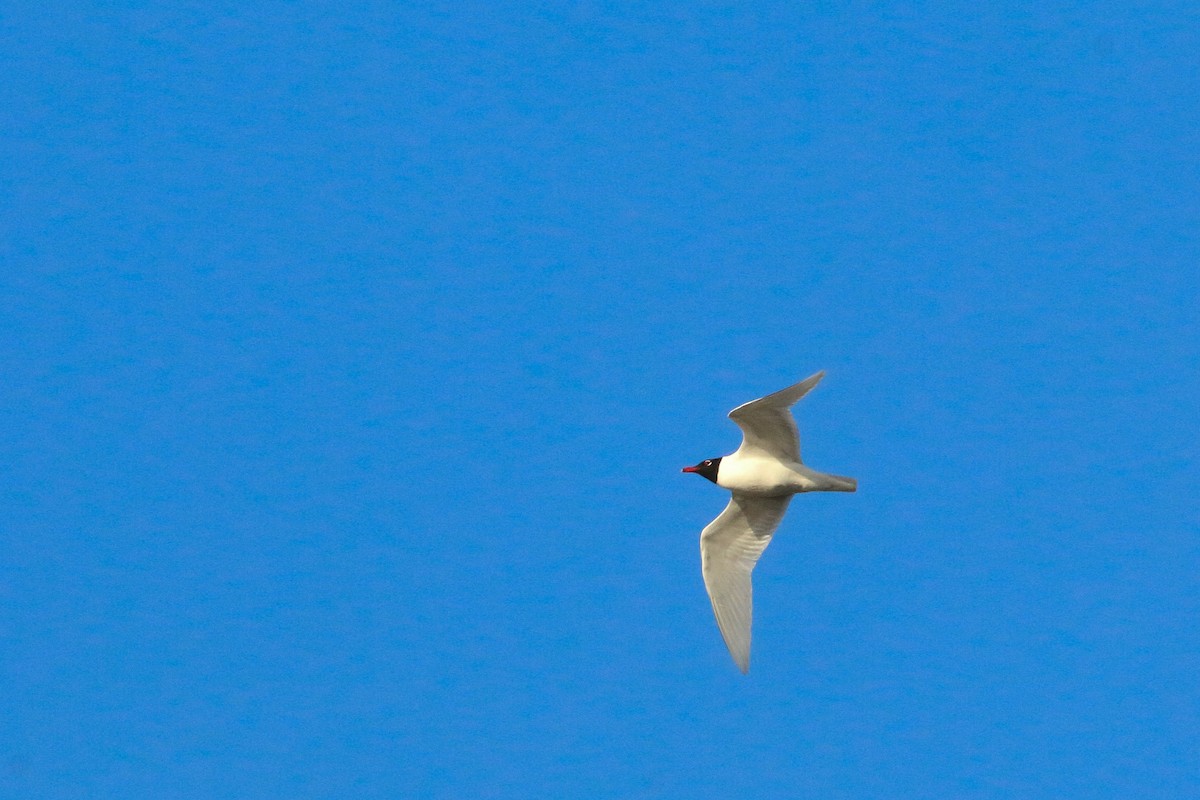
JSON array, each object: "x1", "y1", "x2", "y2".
[
  {"x1": 700, "y1": 493, "x2": 793, "y2": 673},
  {"x1": 727, "y1": 371, "x2": 824, "y2": 462}
]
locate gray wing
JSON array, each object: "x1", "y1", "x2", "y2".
[
  {"x1": 699, "y1": 493, "x2": 793, "y2": 673},
  {"x1": 728, "y1": 371, "x2": 824, "y2": 462}
]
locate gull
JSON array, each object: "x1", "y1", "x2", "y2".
[{"x1": 682, "y1": 371, "x2": 856, "y2": 673}]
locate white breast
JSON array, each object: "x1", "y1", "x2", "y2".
[{"x1": 716, "y1": 454, "x2": 814, "y2": 496}]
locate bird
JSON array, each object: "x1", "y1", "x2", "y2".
[{"x1": 682, "y1": 371, "x2": 856, "y2": 673}]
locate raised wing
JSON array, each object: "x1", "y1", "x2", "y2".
[
  {"x1": 728, "y1": 371, "x2": 824, "y2": 462},
  {"x1": 699, "y1": 493, "x2": 793, "y2": 673}
]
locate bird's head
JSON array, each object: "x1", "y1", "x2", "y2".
[{"x1": 681, "y1": 457, "x2": 721, "y2": 484}]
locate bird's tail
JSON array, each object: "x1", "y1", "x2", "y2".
[{"x1": 824, "y1": 474, "x2": 857, "y2": 492}]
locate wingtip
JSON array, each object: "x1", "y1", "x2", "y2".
[{"x1": 728, "y1": 369, "x2": 828, "y2": 418}]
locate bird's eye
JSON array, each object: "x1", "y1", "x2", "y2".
[{"x1": 704, "y1": 460, "x2": 712, "y2": 466}]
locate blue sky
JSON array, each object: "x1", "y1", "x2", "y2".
[{"x1": 3, "y1": 2, "x2": 1199, "y2": 798}]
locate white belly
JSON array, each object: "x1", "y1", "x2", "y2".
[{"x1": 716, "y1": 455, "x2": 816, "y2": 496}]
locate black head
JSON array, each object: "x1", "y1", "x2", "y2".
[{"x1": 681, "y1": 457, "x2": 721, "y2": 484}]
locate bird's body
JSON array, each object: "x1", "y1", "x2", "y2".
[
  {"x1": 682, "y1": 371, "x2": 856, "y2": 673},
  {"x1": 714, "y1": 454, "x2": 855, "y2": 496}
]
